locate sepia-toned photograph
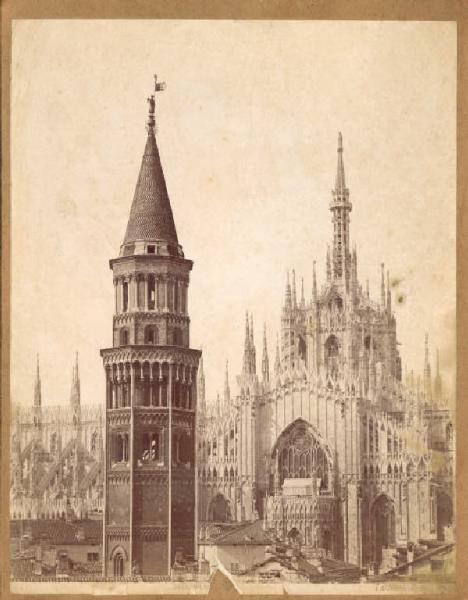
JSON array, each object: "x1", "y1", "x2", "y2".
[{"x1": 8, "y1": 19, "x2": 456, "y2": 595}]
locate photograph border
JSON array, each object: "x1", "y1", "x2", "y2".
[{"x1": 1, "y1": 1, "x2": 466, "y2": 599}]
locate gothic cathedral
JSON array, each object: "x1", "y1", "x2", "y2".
[{"x1": 197, "y1": 134, "x2": 454, "y2": 571}]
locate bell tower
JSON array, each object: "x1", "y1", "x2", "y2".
[{"x1": 101, "y1": 77, "x2": 201, "y2": 578}]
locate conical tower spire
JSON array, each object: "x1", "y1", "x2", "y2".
[{"x1": 122, "y1": 75, "x2": 180, "y2": 257}]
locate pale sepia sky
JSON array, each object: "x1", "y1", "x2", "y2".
[{"x1": 11, "y1": 20, "x2": 456, "y2": 407}]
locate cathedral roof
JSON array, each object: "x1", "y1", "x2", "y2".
[
  {"x1": 210, "y1": 520, "x2": 272, "y2": 546},
  {"x1": 123, "y1": 128, "x2": 179, "y2": 247}
]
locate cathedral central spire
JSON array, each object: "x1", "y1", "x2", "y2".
[
  {"x1": 335, "y1": 131, "x2": 346, "y2": 191},
  {"x1": 330, "y1": 132, "x2": 352, "y2": 286}
]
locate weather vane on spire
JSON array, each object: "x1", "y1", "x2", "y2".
[{"x1": 147, "y1": 74, "x2": 166, "y2": 131}]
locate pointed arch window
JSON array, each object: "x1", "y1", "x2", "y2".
[{"x1": 113, "y1": 552, "x2": 125, "y2": 577}]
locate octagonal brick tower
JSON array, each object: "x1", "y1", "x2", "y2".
[{"x1": 101, "y1": 80, "x2": 201, "y2": 578}]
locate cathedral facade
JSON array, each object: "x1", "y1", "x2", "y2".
[
  {"x1": 197, "y1": 134, "x2": 454, "y2": 571},
  {"x1": 10, "y1": 356, "x2": 104, "y2": 522}
]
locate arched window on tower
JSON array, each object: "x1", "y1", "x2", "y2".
[
  {"x1": 148, "y1": 275, "x2": 155, "y2": 310},
  {"x1": 174, "y1": 279, "x2": 179, "y2": 313},
  {"x1": 120, "y1": 328, "x2": 129, "y2": 346},
  {"x1": 172, "y1": 327, "x2": 182, "y2": 347},
  {"x1": 122, "y1": 281, "x2": 129, "y2": 312},
  {"x1": 145, "y1": 326, "x2": 158, "y2": 345}
]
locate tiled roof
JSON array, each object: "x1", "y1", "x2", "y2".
[
  {"x1": 10, "y1": 519, "x2": 102, "y2": 546},
  {"x1": 213, "y1": 520, "x2": 272, "y2": 546},
  {"x1": 123, "y1": 130, "x2": 178, "y2": 246}
]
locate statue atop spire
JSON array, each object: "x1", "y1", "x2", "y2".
[{"x1": 146, "y1": 74, "x2": 166, "y2": 132}]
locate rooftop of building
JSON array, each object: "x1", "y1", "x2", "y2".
[{"x1": 10, "y1": 519, "x2": 102, "y2": 546}]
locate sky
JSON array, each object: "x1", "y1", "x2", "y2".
[{"x1": 11, "y1": 20, "x2": 456, "y2": 407}]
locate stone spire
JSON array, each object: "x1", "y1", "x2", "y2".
[
  {"x1": 312, "y1": 261, "x2": 317, "y2": 301},
  {"x1": 70, "y1": 352, "x2": 81, "y2": 409},
  {"x1": 330, "y1": 133, "x2": 352, "y2": 283},
  {"x1": 121, "y1": 76, "x2": 181, "y2": 257},
  {"x1": 386, "y1": 270, "x2": 392, "y2": 314},
  {"x1": 243, "y1": 311, "x2": 256, "y2": 375},
  {"x1": 291, "y1": 269, "x2": 297, "y2": 308},
  {"x1": 243, "y1": 311, "x2": 251, "y2": 374},
  {"x1": 250, "y1": 313, "x2": 256, "y2": 374},
  {"x1": 433, "y1": 348, "x2": 443, "y2": 403},
  {"x1": 34, "y1": 354, "x2": 41, "y2": 408},
  {"x1": 224, "y1": 360, "x2": 231, "y2": 402},
  {"x1": 424, "y1": 334, "x2": 432, "y2": 402},
  {"x1": 300, "y1": 277, "x2": 305, "y2": 307},
  {"x1": 380, "y1": 263, "x2": 386, "y2": 308},
  {"x1": 284, "y1": 270, "x2": 292, "y2": 310},
  {"x1": 262, "y1": 324, "x2": 270, "y2": 384},
  {"x1": 335, "y1": 131, "x2": 346, "y2": 191}
]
